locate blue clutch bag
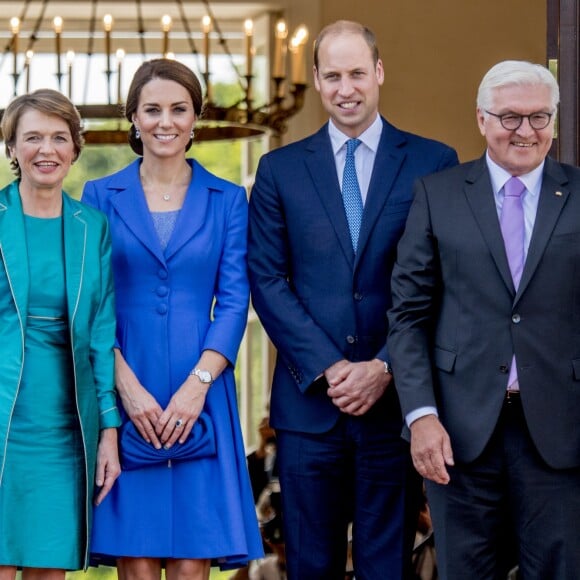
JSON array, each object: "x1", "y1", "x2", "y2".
[{"x1": 119, "y1": 412, "x2": 216, "y2": 470}]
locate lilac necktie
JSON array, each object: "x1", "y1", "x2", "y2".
[
  {"x1": 500, "y1": 176, "x2": 526, "y2": 389},
  {"x1": 342, "y1": 138, "x2": 363, "y2": 251}
]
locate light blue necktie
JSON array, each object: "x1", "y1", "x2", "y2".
[{"x1": 342, "y1": 138, "x2": 364, "y2": 251}]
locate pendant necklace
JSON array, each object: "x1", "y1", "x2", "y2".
[{"x1": 140, "y1": 166, "x2": 191, "y2": 203}]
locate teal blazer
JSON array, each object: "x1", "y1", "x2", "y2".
[{"x1": 0, "y1": 180, "x2": 121, "y2": 567}]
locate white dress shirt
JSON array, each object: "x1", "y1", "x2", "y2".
[{"x1": 328, "y1": 114, "x2": 383, "y2": 204}]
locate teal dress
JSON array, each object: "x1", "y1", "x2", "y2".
[{"x1": 0, "y1": 215, "x2": 84, "y2": 570}]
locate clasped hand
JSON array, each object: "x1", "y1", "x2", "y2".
[
  {"x1": 325, "y1": 358, "x2": 391, "y2": 416},
  {"x1": 120, "y1": 377, "x2": 207, "y2": 451}
]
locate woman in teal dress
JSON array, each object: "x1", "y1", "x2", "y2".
[{"x1": 0, "y1": 89, "x2": 121, "y2": 580}]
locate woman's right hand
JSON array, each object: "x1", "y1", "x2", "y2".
[{"x1": 114, "y1": 349, "x2": 164, "y2": 449}]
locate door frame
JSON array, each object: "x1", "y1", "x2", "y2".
[{"x1": 547, "y1": 0, "x2": 579, "y2": 164}]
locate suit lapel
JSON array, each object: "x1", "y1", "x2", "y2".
[
  {"x1": 62, "y1": 194, "x2": 86, "y2": 324},
  {"x1": 464, "y1": 157, "x2": 516, "y2": 294},
  {"x1": 355, "y1": 119, "x2": 406, "y2": 267},
  {"x1": 305, "y1": 126, "x2": 355, "y2": 267},
  {"x1": 109, "y1": 160, "x2": 166, "y2": 265},
  {"x1": 515, "y1": 158, "x2": 569, "y2": 302},
  {"x1": 0, "y1": 182, "x2": 29, "y2": 318}
]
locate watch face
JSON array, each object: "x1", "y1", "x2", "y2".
[{"x1": 196, "y1": 369, "x2": 213, "y2": 383}]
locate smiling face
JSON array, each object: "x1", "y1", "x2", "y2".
[
  {"x1": 477, "y1": 83, "x2": 555, "y2": 176},
  {"x1": 9, "y1": 108, "x2": 76, "y2": 193},
  {"x1": 132, "y1": 78, "x2": 197, "y2": 160},
  {"x1": 314, "y1": 31, "x2": 384, "y2": 138}
]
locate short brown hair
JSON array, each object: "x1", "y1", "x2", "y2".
[
  {"x1": 313, "y1": 20, "x2": 379, "y2": 71},
  {"x1": 125, "y1": 58, "x2": 204, "y2": 155},
  {"x1": 1, "y1": 89, "x2": 84, "y2": 177}
]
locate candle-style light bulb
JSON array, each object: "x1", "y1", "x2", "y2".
[
  {"x1": 103, "y1": 14, "x2": 113, "y2": 32},
  {"x1": 202, "y1": 15, "x2": 211, "y2": 75},
  {"x1": 161, "y1": 14, "x2": 172, "y2": 32},
  {"x1": 25, "y1": 49, "x2": 33, "y2": 93},
  {"x1": 53, "y1": 16, "x2": 63, "y2": 34},
  {"x1": 244, "y1": 19, "x2": 253, "y2": 77},
  {"x1": 273, "y1": 19, "x2": 288, "y2": 79},
  {"x1": 294, "y1": 25, "x2": 308, "y2": 45},
  {"x1": 290, "y1": 25, "x2": 309, "y2": 85},
  {"x1": 116, "y1": 48, "x2": 125, "y2": 104},
  {"x1": 9, "y1": 16, "x2": 19, "y2": 34},
  {"x1": 10, "y1": 17, "x2": 20, "y2": 92},
  {"x1": 66, "y1": 50, "x2": 74, "y2": 100},
  {"x1": 53, "y1": 16, "x2": 63, "y2": 86},
  {"x1": 161, "y1": 14, "x2": 172, "y2": 57},
  {"x1": 103, "y1": 14, "x2": 113, "y2": 74}
]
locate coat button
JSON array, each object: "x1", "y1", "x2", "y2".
[
  {"x1": 157, "y1": 304, "x2": 168, "y2": 315},
  {"x1": 158, "y1": 269, "x2": 168, "y2": 280},
  {"x1": 353, "y1": 292, "x2": 363, "y2": 301},
  {"x1": 499, "y1": 364, "x2": 509, "y2": 373},
  {"x1": 156, "y1": 285, "x2": 169, "y2": 297},
  {"x1": 512, "y1": 314, "x2": 521, "y2": 323},
  {"x1": 346, "y1": 335, "x2": 356, "y2": 344}
]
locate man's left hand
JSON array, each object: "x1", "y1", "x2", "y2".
[{"x1": 326, "y1": 359, "x2": 391, "y2": 415}]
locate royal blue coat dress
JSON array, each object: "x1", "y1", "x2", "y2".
[{"x1": 82, "y1": 159, "x2": 262, "y2": 569}]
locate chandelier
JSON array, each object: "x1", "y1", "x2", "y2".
[{"x1": 0, "y1": 0, "x2": 309, "y2": 144}]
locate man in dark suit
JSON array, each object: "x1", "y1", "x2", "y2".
[
  {"x1": 248, "y1": 20, "x2": 458, "y2": 580},
  {"x1": 388, "y1": 60, "x2": 580, "y2": 579}
]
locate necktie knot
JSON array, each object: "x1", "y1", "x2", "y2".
[
  {"x1": 346, "y1": 138, "x2": 362, "y2": 157},
  {"x1": 504, "y1": 176, "x2": 525, "y2": 198}
]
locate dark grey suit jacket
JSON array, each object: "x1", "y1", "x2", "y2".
[{"x1": 388, "y1": 155, "x2": 580, "y2": 469}]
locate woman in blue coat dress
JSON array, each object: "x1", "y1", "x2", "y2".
[{"x1": 81, "y1": 59, "x2": 262, "y2": 579}]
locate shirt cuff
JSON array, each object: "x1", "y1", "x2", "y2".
[{"x1": 406, "y1": 406, "x2": 438, "y2": 428}]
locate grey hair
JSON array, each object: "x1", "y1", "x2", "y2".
[{"x1": 476, "y1": 60, "x2": 559, "y2": 112}]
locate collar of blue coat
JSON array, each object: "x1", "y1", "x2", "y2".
[{"x1": 103, "y1": 158, "x2": 237, "y2": 265}]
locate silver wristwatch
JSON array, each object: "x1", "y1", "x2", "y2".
[
  {"x1": 191, "y1": 368, "x2": 214, "y2": 385},
  {"x1": 383, "y1": 361, "x2": 393, "y2": 375}
]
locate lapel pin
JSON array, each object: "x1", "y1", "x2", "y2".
[{"x1": 555, "y1": 191, "x2": 563, "y2": 197}]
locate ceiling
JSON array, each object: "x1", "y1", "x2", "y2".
[{"x1": 0, "y1": 1, "x2": 283, "y2": 55}]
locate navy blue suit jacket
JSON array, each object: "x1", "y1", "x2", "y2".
[{"x1": 248, "y1": 118, "x2": 458, "y2": 434}]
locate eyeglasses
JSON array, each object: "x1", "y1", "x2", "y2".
[{"x1": 484, "y1": 110, "x2": 554, "y2": 131}]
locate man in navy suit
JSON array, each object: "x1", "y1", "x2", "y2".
[
  {"x1": 248, "y1": 20, "x2": 458, "y2": 580},
  {"x1": 388, "y1": 60, "x2": 580, "y2": 579}
]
